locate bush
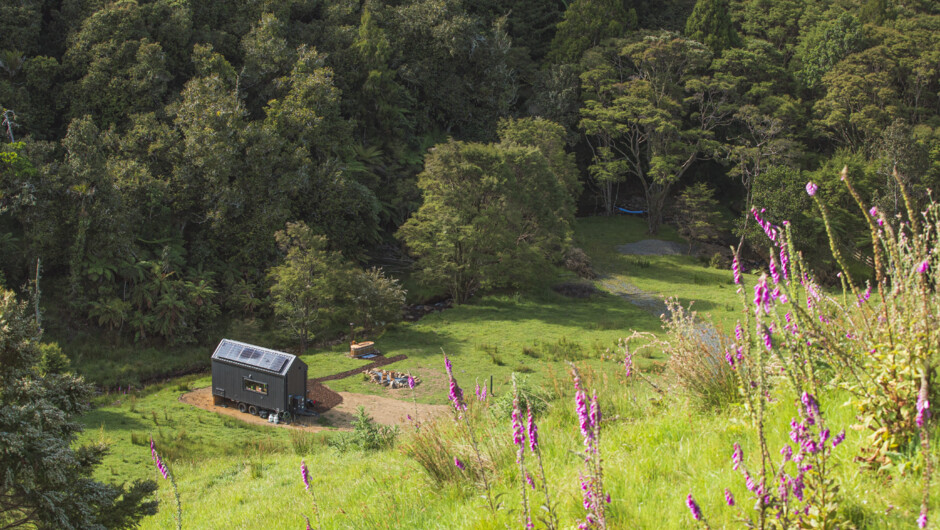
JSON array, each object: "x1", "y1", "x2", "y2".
[
  {"x1": 563, "y1": 246, "x2": 596, "y2": 279},
  {"x1": 662, "y1": 299, "x2": 738, "y2": 410},
  {"x1": 329, "y1": 406, "x2": 398, "y2": 452},
  {"x1": 488, "y1": 375, "x2": 553, "y2": 420}
]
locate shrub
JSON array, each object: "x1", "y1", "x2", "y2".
[
  {"x1": 563, "y1": 246, "x2": 596, "y2": 279},
  {"x1": 488, "y1": 376, "x2": 553, "y2": 420},
  {"x1": 662, "y1": 299, "x2": 738, "y2": 410},
  {"x1": 329, "y1": 406, "x2": 398, "y2": 452}
]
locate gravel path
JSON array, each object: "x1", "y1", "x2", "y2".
[
  {"x1": 597, "y1": 239, "x2": 689, "y2": 317},
  {"x1": 599, "y1": 276, "x2": 671, "y2": 318}
]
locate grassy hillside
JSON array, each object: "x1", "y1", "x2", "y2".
[{"x1": 75, "y1": 216, "x2": 930, "y2": 528}]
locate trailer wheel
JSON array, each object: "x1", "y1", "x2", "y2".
[
  {"x1": 248, "y1": 405, "x2": 258, "y2": 415},
  {"x1": 238, "y1": 402, "x2": 248, "y2": 413},
  {"x1": 280, "y1": 412, "x2": 292, "y2": 424}
]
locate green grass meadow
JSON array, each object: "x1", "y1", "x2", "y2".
[{"x1": 74, "y1": 216, "x2": 932, "y2": 528}]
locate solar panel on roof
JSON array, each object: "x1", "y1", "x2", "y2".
[{"x1": 213, "y1": 340, "x2": 292, "y2": 373}]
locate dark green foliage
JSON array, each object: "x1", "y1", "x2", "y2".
[
  {"x1": 268, "y1": 222, "x2": 404, "y2": 350},
  {"x1": 674, "y1": 182, "x2": 724, "y2": 252},
  {"x1": 548, "y1": 0, "x2": 637, "y2": 63},
  {"x1": 0, "y1": 290, "x2": 158, "y2": 528},
  {"x1": 0, "y1": 0, "x2": 937, "y2": 354},
  {"x1": 684, "y1": 0, "x2": 741, "y2": 53},
  {"x1": 397, "y1": 118, "x2": 577, "y2": 303}
]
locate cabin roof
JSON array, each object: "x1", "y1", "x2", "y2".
[{"x1": 211, "y1": 339, "x2": 299, "y2": 375}]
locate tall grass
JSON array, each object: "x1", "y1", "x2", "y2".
[{"x1": 662, "y1": 298, "x2": 738, "y2": 410}]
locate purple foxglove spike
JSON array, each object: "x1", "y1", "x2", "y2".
[
  {"x1": 686, "y1": 494, "x2": 703, "y2": 521},
  {"x1": 832, "y1": 429, "x2": 846, "y2": 448},
  {"x1": 805, "y1": 182, "x2": 818, "y2": 196},
  {"x1": 301, "y1": 460, "x2": 310, "y2": 491},
  {"x1": 724, "y1": 488, "x2": 735, "y2": 506},
  {"x1": 527, "y1": 407, "x2": 538, "y2": 452},
  {"x1": 454, "y1": 457, "x2": 465, "y2": 470},
  {"x1": 732, "y1": 443, "x2": 742, "y2": 471}
]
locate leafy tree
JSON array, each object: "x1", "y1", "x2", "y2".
[
  {"x1": 268, "y1": 222, "x2": 357, "y2": 352},
  {"x1": 738, "y1": 0, "x2": 807, "y2": 62},
  {"x1": 579, "y1": 32, "x2": 736, "y2": 230},
  {"x1": 350, "y1": 267, "x2": 406, "y2": 333},
  {"x1": 812, "y1": 45, "x2": 900, "y2": 152},
  {"x1": 0, "y1": 289, "x2": 158, "y2": 528},
  {"x1": 398, "y1": 119, "x2": 575, "y2": 303},
  {"x1": 793, "y1": 12, "x2": 866, "y2": 91},
  {"x1": 725, "y1": 105, "x2": 798, "y2": 257},
  {"x1": 675, "y1": 182, "x2": 724, "y2": 252},
  {"x1": 548, "y1": 0, "x2": 637, "y2": 64},
  {"x1": 684, "y1": 0, "x2": 740, "y2": 54}
]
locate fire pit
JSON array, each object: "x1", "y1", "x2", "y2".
[{"x1": 364, "y1": 369, "x2": 419, "y2": 389}]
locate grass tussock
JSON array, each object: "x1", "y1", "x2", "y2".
[{"x1": 662, "y1": 298, "x2": 738, "y2": 410}]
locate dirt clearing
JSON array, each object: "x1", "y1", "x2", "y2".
[{"x1": 180, "y1": 383, "x2": 450, "y2": 432}]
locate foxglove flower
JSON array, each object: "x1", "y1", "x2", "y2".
[
  {"x1": 301, "y1": 460, "x2": 310, "y2": 491},
  {"x1": 512, "y1": 396, "x2": 525, "y2": 452},
  {"x1": 732, "y1": 443, "x2": 743, "y2": 471},
  {"x1": 686, "y1": 493, "x2": 703, "y2": 521},
  {"x1": 735, "y1": 323, "x2": 743, "y2": 342},
  {"x1": 753, "y1": 275, "x2": 772, "y2": 314},
  {"x1": 769, "y1": 258, "x2": 780, "y2": 284},
  {"x1": 454, "y1": 457, "x2": 465, "y2": 470},
  {"x1": 575, "y1": 384, "x2": 591, "y2": 443},
  {"x1": 832, "y1": 429, "x2": 846, "y2": 447},
  {"x1": 724, "y1": 488, "x2": 735, "y2": 506},
  {"x1": 805, "y1": 182, "x2": 818, "y2": 196},
  {"x1": 732, "y1": 257, "x2": 742, "y2": 285},
  {"x1": 917, "y1": 393, "x2": 930, "y2": 428},
  {"x1": 918, "y1": 259, "x2": 930, "y2": 274},
  {"x1": 527, "y1": 407, "x2": 538, "y2": 452},
  {"x1": 408, "y1": 375, "x2": 415, "y2": 390},
  {"x1": 589, "y1": 391, "x2": 601, "y2": 431},
  {"x1": 918, "y1": 509, "x2": 928, "y2": 528},
  {"x1": 779, "y1": 247, "x2": 790, "y2": 281}
]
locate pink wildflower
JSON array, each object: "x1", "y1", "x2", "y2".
[
  {"x1": 454, "y1": 457, "x2": 465, "y2": 470},
  {"x1": 301, "y1": 460, "x2": 310, "y2": 491},
  {"x1": 527, "y1": 407, "x2": 538, "y2": 452},
  {"x1": 686, "y1": 493, "x2": 703, "y2": 521},
  {"x1": 805, "y1": 182, "x2": 818, "y2": 196}
]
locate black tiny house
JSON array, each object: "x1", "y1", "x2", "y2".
[{"x1": 211, "y1": 339, "x2": 308, "y2": 420}]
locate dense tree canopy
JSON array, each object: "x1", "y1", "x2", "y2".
[{"x1": 0, "y1": 0, "x2": 936, "y2": 340}]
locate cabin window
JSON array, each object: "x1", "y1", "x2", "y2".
[{"x1": 243, "y1": 378, "x2": 268, "y2": 395}]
